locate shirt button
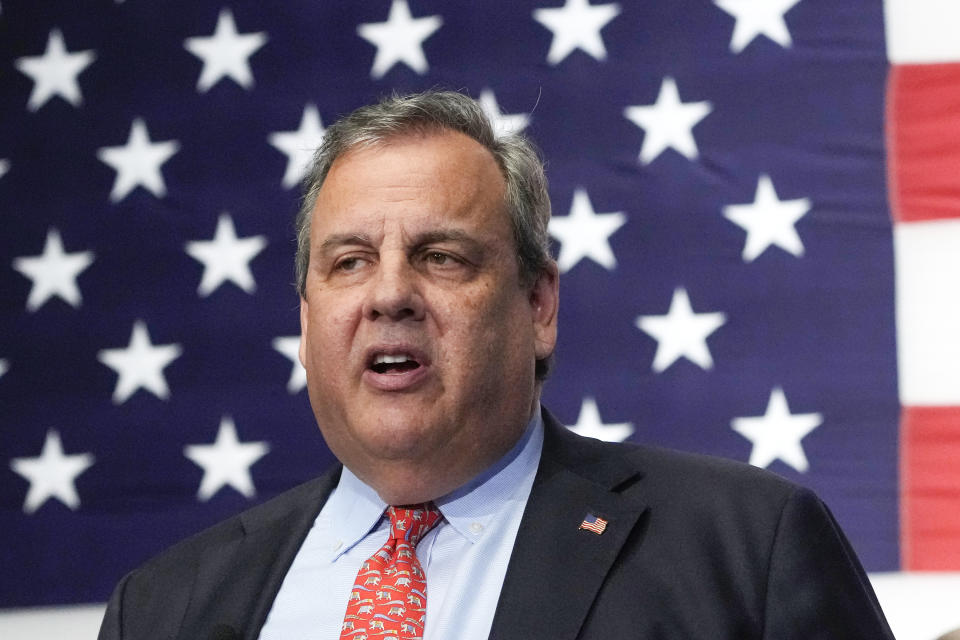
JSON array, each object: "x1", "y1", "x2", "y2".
[
  {"x1": 470, "y1": 522, "x2": 484, "y2": 534},
  {"x1": 333, "y1": 540, "x2": 343, "y2": 551}
]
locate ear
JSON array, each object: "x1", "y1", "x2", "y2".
[
  {"x1": 529, "y1": 260, "x2": 559, "y2": 361},
  {"x1": 298, "y1": 296, "x2": 310, "y2": 368}
]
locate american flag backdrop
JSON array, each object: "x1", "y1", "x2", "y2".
[{"x1": 1, "y1": 0, "x2": 959, "y2": 621}]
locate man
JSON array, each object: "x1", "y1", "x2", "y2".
[{"x1": 98, "y1": 90, "x2": 894, "y2": 639}]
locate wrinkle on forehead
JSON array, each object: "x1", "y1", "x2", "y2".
[{"x1": 309, "y1": 130, "x2": 513, "y2": 261}]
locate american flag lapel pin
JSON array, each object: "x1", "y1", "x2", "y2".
[{"x1": 579, "y1": 513, "x2": 608, "y2": 535}]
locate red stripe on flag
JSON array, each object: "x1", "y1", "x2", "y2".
[
  {"x1": 887, "y1": 62, "x2": 960, "y2": 223},
  {"x1": 901, "y1": 405, "x2": 960, "y2": 570}
]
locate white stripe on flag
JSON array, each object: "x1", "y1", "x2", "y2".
[
  {"x1": 894, "y1": 218, "x2": 960, "y2": 406},
  {"x1": 884, "y1": 0, "x2": 960, "y2": 63}
]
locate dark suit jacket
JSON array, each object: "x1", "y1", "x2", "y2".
[{"x1": 98, "y1": 409, "x2": 894, "y2": 639}]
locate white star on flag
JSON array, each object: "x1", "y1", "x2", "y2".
[
  {"x1": 566, "y1": 397, "x2": 634, "y2": 442},
  {"x1": 14, "y1": 28, "x2": 96, "y2": 111},
  {"x1": 0, "y1": 158, "x2": 9, "y2": 180},
  {"x1": 184, "y1": 8, "x2": 267, "y2": 92},
  {"x1": 12, "y1": 228, "x2": 94, "y2": 312},
  {"x1": 268, "y1": 104, "x2": 326, "y2": 189},
  {"x1": 533, "y1": 0, "x2": 621, "y2": 64},
  {"x1": 97, "y1": 118, "x2": 180, "y2": 202},
  {"x1": 714, "y1": 0, "x2": 802, "y2": 54},
  {"x1": 636, "y1": 287, "x2": 727, "y2": 372},
  {"x1": 357, "y1": 0, "x2": 443, "y2": 79},
  {"x1": 97, "y1": 320, "x2": 183, "y2": 404},
  {"x1": 731, "y1": 386, "x2": 822, "y2": 472},
  {"x1": 478, "y1": 88, "x2": 530, "y2": 136},
  {"x1": 549, "y1": 188, "x2": 626, "y2": 272},
  {"x1": 0, "y1": 359, "x2": 8, "y2": 379},
  {"x1": 624, "y1": 77, "x2": 712, "y2": 164},
  {"x1": 184, "y1": 416, "x2": 270, "y2": 501},
  {"x1": 10, "y1": 429, "x2": 95, "y2": 514},
  {"x1": 272, "y1": 336, "x2": 306, "y2": 393},
  {"x1": 723, "y1": 174, "x2": 811, "y2": 262},
  {"x1": 185, "y1": 213, "x2": 267, "y2": 296}
]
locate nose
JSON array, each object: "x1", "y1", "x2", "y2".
[{"x1": 362, "y1": 251, "x2": 425, "y2": 322}]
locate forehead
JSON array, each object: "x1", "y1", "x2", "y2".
[{"x1": 312, "y1": 130, "x2": 509, "y2": 236}]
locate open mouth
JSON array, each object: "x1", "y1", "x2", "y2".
[{"x1": 369, "y1": 353, "x2": 421, "y2": 375}]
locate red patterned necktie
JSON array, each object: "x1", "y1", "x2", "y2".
[{"x1": 340, "y1": 503, "x2": 443, "y2": 640}]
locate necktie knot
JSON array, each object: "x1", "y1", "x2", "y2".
[{"x1": 387, "y1": 503, "x2": 442, "y2": 547}]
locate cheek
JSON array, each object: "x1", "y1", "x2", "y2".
[
  {"x1": 305, "y1": 294, "x2": 362, "y2": 360},
  {"x1": 440, "y1": 287, "x2": 531, "y2": 362},
  {"x1": 435, "y1": 283, "x2": 494, "y2": 333}
]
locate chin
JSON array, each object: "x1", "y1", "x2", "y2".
[{"x1": 360, "y1": 416, "x2": 442, "y2": 460}]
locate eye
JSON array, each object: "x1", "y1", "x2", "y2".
[
  {"x1": 421, "y1": 251, "x2": 466, "y2": 270},
  {"x1": 335, "y1": 256, "x2": 365, "y2": 272},
  {"x1": 425, "y1": 252, "x2": 452, "y2": 265},
  {"x1": 413, "y1": 246, "x2": 477, "y2": 279}
]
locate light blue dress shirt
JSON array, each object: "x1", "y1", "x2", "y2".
[{"x1": 259, "y1": 409, "x2": 544, "y2": 640}]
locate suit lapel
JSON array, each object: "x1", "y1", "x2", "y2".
[
  {"x1": 488, "y1": 411, "x2": 648, "y2": 640},
  {"x1": 177, "y1": 469, "x2": 340, "y2": 639}
]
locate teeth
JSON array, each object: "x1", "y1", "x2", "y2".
[{"x1": 373, "y1": 353, "x2": 413, "y2": 365}]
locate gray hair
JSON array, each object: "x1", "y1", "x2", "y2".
[{"x1": 293, "y1": 90, "x2": 554, "y2": 378}]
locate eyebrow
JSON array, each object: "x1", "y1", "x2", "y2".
[
  {"x1": 407, "y1": 229, "x2": 484, "y2": 253},
  {"x1": 318, "y1": 233, "x2": 374, "y2": 254},
  {"x1": 318, "y1": 229, "x2": 486, "y2": 255}
]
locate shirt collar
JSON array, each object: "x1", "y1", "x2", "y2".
[
  {"x1": 322, "y1": 408, "x2": 545, "y2": 559},
  {"x1": 434, "y1": 409, "x2": 543, "y2": 543},
  {"x1": 320, "y1": 464, "x2": 388, "y2": 562}
]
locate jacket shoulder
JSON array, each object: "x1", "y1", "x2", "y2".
[
  {"x1": 535, "y1": 415, "x2": 893, "y2": 639},
  {"x1": 544, "y1": 409, "x2": 800, "y2": 509},
  {"x1": 99, "y1": 472, "x2": 339, "y2": 639},
  {"x1": 120, "y1": 471, "x2": 338, "y2": 593},
  {"x1": 629, "y1": 442, "x2": 798, "y2": 500}
]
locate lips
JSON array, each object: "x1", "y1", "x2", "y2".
[
  {"x1": 370, "y1": 353, "x2": 421, "y2": 375},
  {"x1": 363, "y1": 346, "x2": 430, "y2": 391}
]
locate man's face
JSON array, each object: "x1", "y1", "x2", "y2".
[{"x1": 299, "y1": 130, "x2": 558, "y2": 503}]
